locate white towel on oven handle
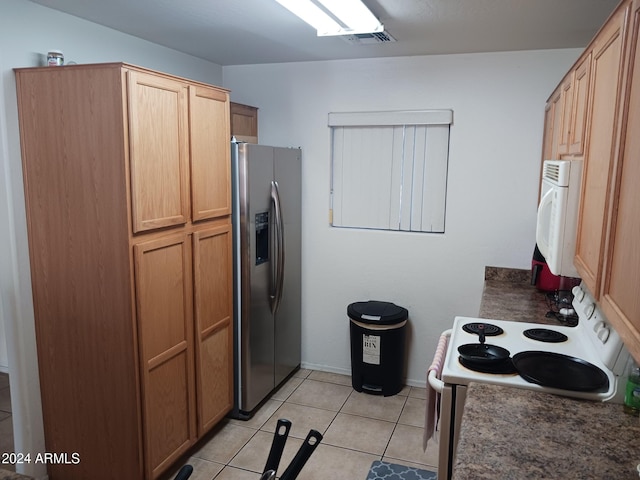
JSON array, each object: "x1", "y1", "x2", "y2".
[{"x1": 423, "y1": 330, "x2": 450, "y2": 451}]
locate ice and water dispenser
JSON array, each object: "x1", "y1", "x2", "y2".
[{"x1": 255, "y1": 212, "x2": 269, "y2": 265}]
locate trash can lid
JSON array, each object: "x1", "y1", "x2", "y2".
[{"x1": 347, "y1": 300, "x2": 408, "y2": 325}]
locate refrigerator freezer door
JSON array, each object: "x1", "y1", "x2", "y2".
[
  {"x1": 237, "y1": 143, "x2": 276, "y2": 413},
  {"x1": 273, "y1": 147, "x2": 302, "y2": 386}
]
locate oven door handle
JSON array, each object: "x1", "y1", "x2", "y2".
[
  {"x1": 427, "y1": 329, "x2": 451, "y2": 394},
  {"x1": 428, "y1": 370, "x2": 444, "y2": 393}
]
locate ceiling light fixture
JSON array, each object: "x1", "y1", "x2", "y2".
[{"x1": 275, "y1": 0, "x2": 383, "y2": 36}]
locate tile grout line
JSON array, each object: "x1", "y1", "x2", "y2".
[{"x1": 382, "y1": 394, "x2": 408, "y2": 460}]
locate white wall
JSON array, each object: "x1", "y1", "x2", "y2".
[
  {"x1": 0, "y1": 1, "x2": 223, "y2": 477},
  {"x1": 222, "y1": 49, "x2": 580, "y2": 386}
]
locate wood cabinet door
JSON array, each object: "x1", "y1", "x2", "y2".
[
  {"x1": 128, "y1": 71, "x2": 190, "y2": 233},
  {"x1": 569, "y1": 54, "x2": 592, "y2": 154},
  {"x1": 230, "y1": 102, "x2": 258, "y2": 143},
  {"x1": 190, "y1": 85, "x2": 231, "y2": 221},
  {"x1": 548, "y1": 88, "x2": 563, "y2": 160},
  {"x1": 601, "y1": 0, "x2": 640, "y2": 364},
  {"x1": 541, "y1": 101, "x2": 554, "y2": 163},
  {"x1": 192, "y1": 224, "x2": 234, "y2": 435},
  {"x1": 574, "y1": 4, "x2": 629, "y2": 296},
  {"x1": 557, "y1": 74, "x2": 574, "y2": 155},
  {"x1": 134, "y1": 234, "x2": 196, "y2": 479}
]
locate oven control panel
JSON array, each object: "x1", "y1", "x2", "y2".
[{"x1": 572, "y1": 284, "x2": 628, "y2": 375}]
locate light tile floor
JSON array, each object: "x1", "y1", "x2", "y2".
[
  {"x1": 0, "y1": 370, "x2": 439, "y2": 479},
  {"x1": 0, "y1": 372, "x2": 14, "y2": 472},
  {"x1": 163, "y1": 369, "x2": 439, "y2": 480}
]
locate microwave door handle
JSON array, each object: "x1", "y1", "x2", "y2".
[{"x1": 536, "y1": 188, "x2": 554, "y2": 260}]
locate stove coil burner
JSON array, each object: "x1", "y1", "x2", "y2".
[
  {"x1": 462, "y1": 322, "x2": 504, "y2": 337},
  {"x1": 523, "y1": 328, "x2": 568, "y2": 343}
]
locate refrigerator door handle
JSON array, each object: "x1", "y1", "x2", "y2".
[
  {"x1": 270, "y1": 181, "x2": 285, "y2": 315},
  {"x1": 276, "y1": 182, "x2": 286, "y2": 310},
  {"x1": 269, "y1": 182, "x2": 278, "y2": 313}
]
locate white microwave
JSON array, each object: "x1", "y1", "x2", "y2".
[{"x1": 536, "y1": 159, "x2": 583, "y2": 277}]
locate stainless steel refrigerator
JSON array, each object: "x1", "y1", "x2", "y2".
[{"x1": 231, "y1": 142, "x2": 302, "y2": 418}]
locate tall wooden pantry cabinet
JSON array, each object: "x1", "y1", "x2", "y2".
[{"x1": 14, "y1": 63, "x2": 233, "y2": 480}]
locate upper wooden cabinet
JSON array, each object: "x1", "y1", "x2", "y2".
[
  {"x1": 230, "y1": 101, "x2": 258, "y2": 143},
  {"x1": 191, "y1": 86, "x2": 232, "y2": 221},
  {"x1": 544, "y1": 0, "x2": 640, "y2": 363},
  {"x1": 541, "y1": 101, "x2": 555, "y2": 162},
  {"x1": 129, "y1": 71, "x2": 190, "y2": 232},
  {"x1": 542, "y1": 87, "x2": 563, "y2": 160},
  {"x1": 540, "y1": 0, "x2": 640, "y2": 363},
  {"x1": 15, "y1": 63, "x2": 233, "y2": 480},
  {"x1": 128, "y1": 73, "x2": 231, "y2": 232},
  {"x1": 568, "y1": 53, "x2": 592, "y2": 155},
  {"x1": 600, "y1": 0, "x2": 640, "y2": 364},
  {"x1": 557, "y1": 74, "x2": 574, "y2": 155},
  {"x1": 574, "y1": 3, "x2": 629, "y2": 295},
  {"x1": 541, "y1": 53, "x2": 592, "y2": 160}
]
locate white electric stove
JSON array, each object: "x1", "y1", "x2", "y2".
[{"x1": 429, "y1": 283, "x2": 632, "y2": 480}]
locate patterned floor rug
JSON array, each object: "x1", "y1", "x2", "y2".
[{"x1": 366, "y1": 461, "x2": 437, "y2": 480}]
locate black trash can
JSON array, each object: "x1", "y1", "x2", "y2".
[{"x1": 348, "y1": 300, "x2": 408, "y2": 396}]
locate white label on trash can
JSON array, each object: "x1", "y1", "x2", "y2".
[{"x1": 363, "y1": 334, "x2": 380, "y2": 365}]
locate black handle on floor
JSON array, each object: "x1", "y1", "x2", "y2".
[
  {"x1": 173, "y1": 465, "x2": 193, "y2": 480},
  {"x1": 264, "y1": 418, "x2": 292, "y2": 474},
  {"x1": 279, "y1": 429, "x2": 323, "y2": 480}
]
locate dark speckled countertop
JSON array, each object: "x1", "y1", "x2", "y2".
[
  {"x1": 454, "y1": 383, "x2": 640, "y2": 480},
  {"x1": 480, "y1": 266, "x2": 578, "y2": 326},
  {"x1": 452, "y1": 267, "x2": 640, "y2": 480}
]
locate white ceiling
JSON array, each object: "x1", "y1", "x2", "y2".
[{"x1": 29, "y1": 0, "x2": 620, "y2": 66}]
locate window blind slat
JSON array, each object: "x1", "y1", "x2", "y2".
[
  {"x1": 389, "y1": 126, "x2": 404, "y2": 230},
  {"x1": 331, "y1": 127, "x2": 345, "y2": 226},
  {"x1": 421, "y1": 125, "x2": 450, "y2": 232},
  {"x1": 410, "y1": 125, "x2": 428, "y2": 231},
  {"x1": 399, "y1": 126, "x2": 415, "y2": 231}
]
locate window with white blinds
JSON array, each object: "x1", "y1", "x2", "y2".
[{"x1": 329, "y1": 110, "x2": 452, "y2": 233}]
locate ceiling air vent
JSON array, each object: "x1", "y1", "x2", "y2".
[{"x1": 341, "y1": 31, "x2": 396, "y2": 45}]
